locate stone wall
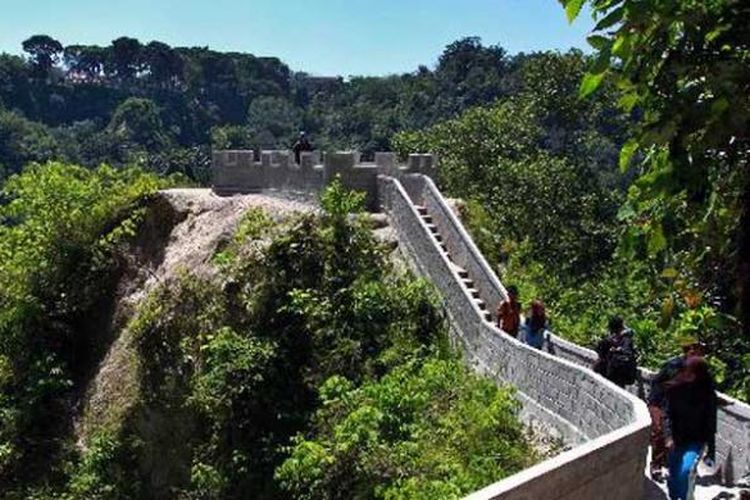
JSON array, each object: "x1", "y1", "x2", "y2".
[
  {"x1": 211, "y1": 149, "x2": 436, "y2": 210},
  {"x1": 210, "y1": 152, "x2": 750, "y2": 491},
  {"x1": 393, "y1": 172, "x2": 750, "y2": 488},
  {"x1": 549, "y1": 332, "x2": 750, "y2": 485},
  {"x1": 378, "y1": 174, "x2": 651, "y2": 499}
]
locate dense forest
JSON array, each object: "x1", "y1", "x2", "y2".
[
  {"x1": 0, "y1": 0, "x2": 748, "y2": 496},
  {"x1": 0, "y1": 34, "x2": 540, "y2": 184}
]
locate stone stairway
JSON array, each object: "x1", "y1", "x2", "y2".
[
  {"x1": 415, "y1": 205, "x2": 493, "y2": 323},
  {"x1": 414, "y1": 200, "x2": 746, "y2": 499}
]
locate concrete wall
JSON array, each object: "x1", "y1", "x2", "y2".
[
  {"x1": 394, "y1": 172, "x2": 750, "y2": 488},
  {"x1": 212, "y1": 150, "x2": 437, "y2": 210},
  {"x1": 378, "y1": 174, "x2": 651, "y2": 499},
  {"x1": 549, "y1": 332, "x2": 750, "y2": 485},
  {"x1": 211, "y1": 152, "x2": 750, "y2": 490}
]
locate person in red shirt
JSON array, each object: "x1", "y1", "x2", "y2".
[{"x1": 497, "y1": 285, "x2": 521, "y2": 337}]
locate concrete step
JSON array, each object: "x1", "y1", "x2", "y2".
[
  {"x1": 426, "y1": 223, "x2": 438, "y2": 233},
  {"x1": 415, "y1": 205, "x2": 428, "y2": 215},
  {"x1": 467, "y1": 288, "x2": 480, "y2": 299},
  {"x1": 462, "y1": 278, "x2": 475, "y2": 288},
  {"x1": 483, "y1": 311, "x2": 492, "y2": 322},
  {"x1": 421, "y1": 215, "x2": 433, "y2": 224},
  {"x1": 457, "y1": 268, "x2": 469, "y2": 279},
  {"x1": 475, "y1": 300, "x2": 487, "y2": 311},
  {"x1": 434, "y1": 234, "x2": 443, "y2": 242}
]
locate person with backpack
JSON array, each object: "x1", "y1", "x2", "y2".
[
  {"x1": 663, "y1": 355, "x2": 717, "y2": 500},
  {"x1": 521, "y1": 299, "x2": 550, "y2": 350},
  {"x1": 496, "y1": 285, "x2": 522, "y2": 338},
  {"x1": 593, "y1": 315, "x2": 638, "y2": 388},
  {"x1": 647, "y1": 336, "x2": 706, "y2": 482}
]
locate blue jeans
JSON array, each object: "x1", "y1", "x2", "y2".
[{"x1": 667, "y1": 442, "x2": 703, "y2": 500}]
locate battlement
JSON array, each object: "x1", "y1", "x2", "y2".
[{"x1": 211, "y1": 149, "x2": 437, "y2": 209}]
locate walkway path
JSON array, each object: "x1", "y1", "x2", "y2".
[{"x1": 414, "y1": 199, "x2": 748, "y2": 500}]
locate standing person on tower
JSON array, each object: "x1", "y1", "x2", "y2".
[{"x1": 292, "y1": 131, "x2": 313, "y2": 164}]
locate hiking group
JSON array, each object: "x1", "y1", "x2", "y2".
[
  {"x1": 496, "y1": 285, "x2": 552, "y2": 352},
  {"x1": 496, "y1": 286, "x2": 718, "y2": 500}
]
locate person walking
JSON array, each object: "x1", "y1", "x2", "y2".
[
  {"x1": 521, "y1": 299, "x2": 550, "y2": 350},
  {"x1": 593, "y1": 315, "x2": 638, "y2": 388},
  {"x1": 663, "y1": 355, "x2": 717, "y2": 500},
  {"x1": 496, "y1": 285, "x2": 521, "y2": 338},
  {"x1": 647, "y1": 336, "x2": 705, "y2": 482}
]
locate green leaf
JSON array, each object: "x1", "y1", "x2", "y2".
[
  {"x1": 706, "y1": 24, "x2": 730, "y2": 42},
  {"x1": 710, "y1": 97, "x2": 729, "y2": 115},
  {"x1": 579, "y1": 72, "x2": 606, "y2": 98},
  {"x1": 618, "y1": 92, "x2": 639, "y2": 112},
  {"x1": 611, "y1": 35, "x2": 630, "y2": 59},
  {"x1": 616, "y1": 202, "x2": 636, "y2": 222},
  {"x1": 659, "y1": 296, "x2": 675, "y2": 328},
  {"x1": 647, "y1": 223, "x2": 667, "y2": 255},
  {"x1": 594, "y1": 6, "x2": 624, "y2": 31},
  {"x1": 619, "y1": 140, "x2": 638, "y2": 172},
  {"x1": 590, "y1": 46, "x2": 612, "y2": 74},
  {"x1": 586, "y1": 35, "x2": 611, "y2": 50},
  {"x1": 661, "y1": 268, "x2": 678, "y2": 279},
  {"x1": 565, "y1": 0, "x2": 586, "y2": 23}
]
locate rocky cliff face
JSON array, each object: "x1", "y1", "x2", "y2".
[{"x1": 75, "y1": 189, "x2": 317, "y2": 448}]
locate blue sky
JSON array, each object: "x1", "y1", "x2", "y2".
[{"x1": 0, "y1": 0, "x2": 594, "y2": 76}]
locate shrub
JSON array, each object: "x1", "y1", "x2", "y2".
[
  {"x1": 276, "y1": 356, "x2": 537, "y2": 499},
  {"x1": 0, "y1": 162, "x2": 174, "y2": 485}
]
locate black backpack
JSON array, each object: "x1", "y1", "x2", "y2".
[{"x1": 606, "y1": 332, "x2": 638, "y2": 386}]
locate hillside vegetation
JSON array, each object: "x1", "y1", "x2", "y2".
[
  {"x1": 0, "y1": 36, "x2": 620, "y2": 184},
  {"x1": 0, "y1": 169, "x2": 537, "y2": 498}
]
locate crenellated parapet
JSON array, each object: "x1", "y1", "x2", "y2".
[{"x1": 211, "y1": 149, "x2": 437, "y2": 209}]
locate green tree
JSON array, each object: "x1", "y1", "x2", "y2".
[
  {"x1": 435, "y1": 36, "x2": 509, "y2": 114},
  {"x1": 142, "y1": 41, "x2": 183, "y2": 87},
  {"x1": 563, "y1": 0, "x2": 750, "y2": 337},
  {"x1": 0, "y1": 109, "x2": 59, "y2": 181},
  {"x1": 21, "y1": 35, "x2": 63, "y2": 76},
  {"x1": 109, "y1": 37, "x2": 143, "y2": 81},
  {"x1": 0, "y1": 162, "x2": 171, "y2": 487},
  {"x1": 108, "y1": 97, "x2": 170, "y2": 152},
  {"x1": 276, "y1": 357, "x2": 537, "y2": 500},
  {"x1": 63, "y1": 44, "x2": 107, "y2": 80},
  {"x1": 246, "y1": 96, "x2": 302, "y2": 148},
  {"x1": 393, "y1": 59, "x2": 624, "y2": 275}
]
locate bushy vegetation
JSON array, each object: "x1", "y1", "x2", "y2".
[
  {"x1": 277, "y1": 357, "x2": 535, "y2": 499},
  {"x1": 0, "y1": 162, "x2": 175, "y2": 491},
  {"x1": 394, "y1": 51, "x2": 625, "y2": 276},
  {"x1": 2, "y1": 3, "x2": 747, "y2": 493},
  {"x1": 1, "y1": 36, "x2": 579, "y2": 184},
  {"x1": 0, "y1": 177, "x2": 536, "y2": 497}
]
